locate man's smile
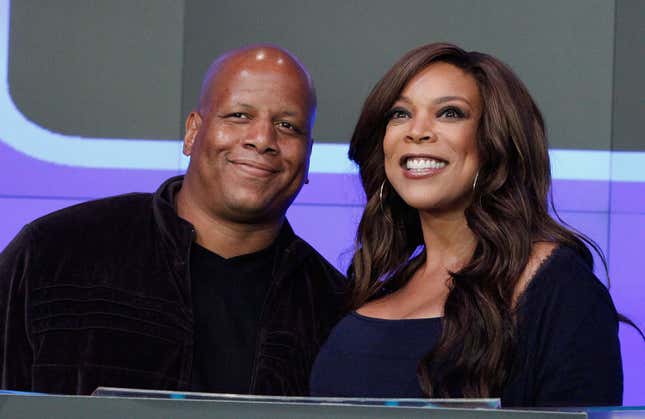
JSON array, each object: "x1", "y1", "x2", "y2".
[{"x1": 227, "y1": 156, "x2": 281, "y2": 177}]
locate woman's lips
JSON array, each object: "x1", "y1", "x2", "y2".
[{"x1": 400, "y1": 155, "x2": 448, "y2": 178}]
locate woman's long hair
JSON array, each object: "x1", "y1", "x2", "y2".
[{"x1": 347, "y1": 43, "x2": 597, "y2": 397}]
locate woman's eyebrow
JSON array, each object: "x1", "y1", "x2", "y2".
[
  {"x1": 433, "y1": 95, "x2": 471, "y2": 106},
  {"x1": 394, "y1": 95, "x2": 472, "y2": 106}
]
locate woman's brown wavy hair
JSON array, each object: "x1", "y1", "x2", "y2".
[{"x1": 347, "y1": 43, "x2": 599, "y2": 397}]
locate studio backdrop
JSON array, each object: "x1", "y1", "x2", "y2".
[{"x1": 1, "y1": 0, "x2": 643, "y2": 404}]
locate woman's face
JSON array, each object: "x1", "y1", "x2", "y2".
[{"x1": 383, "y1": 61, "x2": 482, "y2": 217}]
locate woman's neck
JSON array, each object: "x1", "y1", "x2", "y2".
[{"x1": 419, "y1": 210, "x2": 477, "y2": 273}]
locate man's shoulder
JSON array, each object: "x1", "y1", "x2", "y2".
[
  {"x1": 0, "y1": 192, "x2": 161, "y2": 283},
  {"x1": 14, "y1": 193, "x2": 157, "y2": 255},
  {"x1": 29, "y1": 192, "x2": 154, "y2": 234},
  {"x1": 280, "y1": 234, "x2": 349, "y2": 323},
  {"x1": 288, "y1": 235, "x2": 347, "y2": 289}
]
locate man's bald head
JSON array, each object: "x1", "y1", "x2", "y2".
[
  {"x1": 179, "y1": 44, "x2": 317, "y2": 232},
  {"x1": 197, "y1": 45, "x2": 316, "y2": 120}
]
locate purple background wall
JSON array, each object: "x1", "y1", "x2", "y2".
[
  {"x1": 1, "y1": 0, "x2": 643, "y2": 406},
  {"x1": 0, "y1": 140, "x2": 643, "y2": 404}
]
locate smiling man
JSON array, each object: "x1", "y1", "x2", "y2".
[
  {"x1": 178, "y1": 46, "x2": 316, "y2": 258},
  {"x1": 0, "y1": 45, "x2": 347, "y2": 396}
]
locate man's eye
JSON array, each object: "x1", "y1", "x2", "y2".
[
  {"x1": 438, "y1": 107, "x2": 465, "y2": 119},
  {"x1": 276, "y1": 121, "x2": 302, "y2": 134},
  {"x1": 278, "y1": 121, "x2": 294, "y2": 129},
  {"x1": 229, "y1": 112, "x2": 249, "y2": 119}
]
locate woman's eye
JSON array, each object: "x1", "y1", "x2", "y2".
[
  {"x1": 386, "y1": 108, "x2": 410, "y2": 121},
  {"x1": 439, "y1": 107, "x2": 465, "y2": 119}
]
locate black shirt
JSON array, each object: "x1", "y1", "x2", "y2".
[
  {"x1": 310, "y1": 246, "x2": 623, "y2": 407},
  {"x1": 190, "y1": 242, "x2": 275, "y2": 393}
]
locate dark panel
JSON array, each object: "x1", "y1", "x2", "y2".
[
  {"x1": 612, "y1": 0, "x2": 645, "y2": 151},
  {"x1": 8, "y1": 0, "x2": 184, "y2": 139},
  {"x1": 8, "y1": 0, "x2": 620, "y2": 149},
  {"x1": 182, "y1": 0, "x2": 614, "y2": 149}
]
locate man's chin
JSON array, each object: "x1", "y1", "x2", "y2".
[{"x1": 223, "y1": 202, "x2": 284, "y2": 225}]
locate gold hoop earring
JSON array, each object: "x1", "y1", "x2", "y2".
[{"x1": 378, "y1": 180, "x2": 393, "y2": 223}]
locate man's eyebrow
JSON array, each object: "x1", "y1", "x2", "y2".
[
  {"x1": 231, "y1": 104, "x2": 302, "y2": 118},
  {"x1": 278, "y1": 110, "x2": 302, "y2": 118},
  {"x1": 235, "y1": 103, "x2": 256, "y2": 110}
]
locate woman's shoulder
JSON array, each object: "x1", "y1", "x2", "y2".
[
  {"x1": 526, "y1": 244, "x2": 608, "y2": 297},
  {"x1": 511, "y1": 242, "x2": 602, "y2": 308},
  {"x1": 517, "y1": 244, "x2": 617, "y2": 329},
  {"x1": 506, "y1": 245, "x2": 622, "y2": 407}
]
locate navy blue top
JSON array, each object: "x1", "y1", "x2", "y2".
[{"x1": 310, "y1": 247, "x2": 623, "y2": 407}]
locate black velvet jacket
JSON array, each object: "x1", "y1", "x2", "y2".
[{"x1": 0, "y1": 176, "x2": 347, "y2": 395}]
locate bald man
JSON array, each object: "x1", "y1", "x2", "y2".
[{"x1": 0, "y1": 45, "x2": 347, "y2": 396}]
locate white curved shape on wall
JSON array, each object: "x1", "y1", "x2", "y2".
[{"x1": 0, "y1": 0, "x2": 644, "y2": 179}]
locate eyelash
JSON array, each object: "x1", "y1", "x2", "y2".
[
  {"x1": 276, "y1": 121, "x2": 303, "y2": 134},
  {"x1": 227, "y1": 112, "x2": 249, "y2": 119},
  {"x1": 225, "y1": 113, "x2": 302, "y2": 133},
  {"x1": 438, "y1": 106, "x2": 465, "y2": 119},
  {"x1": 385, "y1": 108, "x2": 410, "y2": 120},
  {"x1": 385, "y1": 106, "x2": 466, "y2": 121}
]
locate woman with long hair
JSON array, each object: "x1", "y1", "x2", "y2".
[{"x1": 310, "y1": 43, "x2": 622, "y2": 406}]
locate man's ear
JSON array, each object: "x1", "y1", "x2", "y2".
[
  {"x1": 304, "y1": 136, "x2": 313, "y2": 184},
  {"x1": 183, "y1": 111, "x2": 203, "y2": 156}
]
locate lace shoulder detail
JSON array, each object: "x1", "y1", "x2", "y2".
[{"x1": 513, "y1": 242, "x2": 560, "y2": 308}]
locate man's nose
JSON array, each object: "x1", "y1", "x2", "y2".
[{"x1": 244, "y1": 118, "x2": 278, "y2": 154}]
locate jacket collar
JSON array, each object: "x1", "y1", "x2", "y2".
[
  {"x1": 151, "y1": 175, "x2": 303, "y2": 276},
  {"x1": 152, "y1": 175, "x2": 194, "y2": 255}
]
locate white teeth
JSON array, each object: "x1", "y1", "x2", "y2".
[{"x1": 405, "y1": 158, "x2": 447, "y2": 170}]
